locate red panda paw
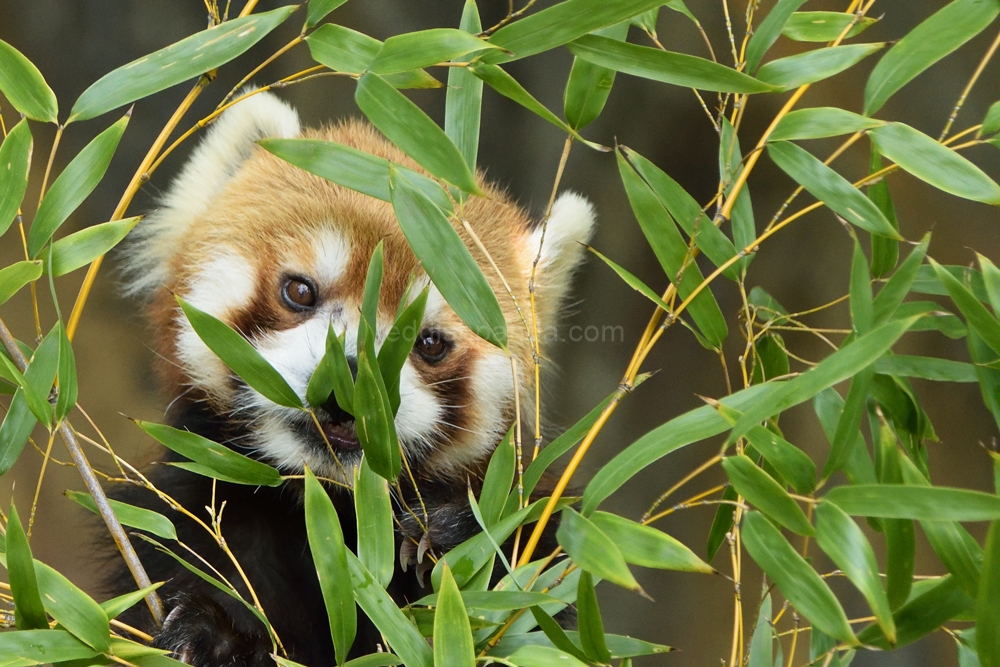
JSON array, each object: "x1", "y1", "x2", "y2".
[{"x1": 153, "y1": 593, "x2": 272, "y2": 667}]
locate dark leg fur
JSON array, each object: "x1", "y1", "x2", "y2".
[{"x1": 103, "y1": 403, "x2": 563, "y2": 666}]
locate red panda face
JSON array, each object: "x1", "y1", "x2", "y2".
[{"x1": 123, "y1": 91, "x2": 595, "y2": 485}]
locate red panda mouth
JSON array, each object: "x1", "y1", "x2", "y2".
[{"x1": 319, "y1": 419, "x2": 361, "y2": 451}]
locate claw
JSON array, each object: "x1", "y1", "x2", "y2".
[
  {"x1": 416, "y1": 532, "x2": 432, "y2": 565},
  {"x1": 400, "y1": 539, "x2": 417, "y2": 572},
  {"x1": 415, "y1": 557, "x2": 434, "y2": 589}
]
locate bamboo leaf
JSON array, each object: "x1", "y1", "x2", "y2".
[
  {"x1": 356, "y1": 72, "x2": 480, "y2": 195},
  {"x1": 930, "y1": 258, "x2": 1000, "y2": 357},
  {"x1": 434, "y1": 565, "x2": 476, "y2": 667},
  {"x1": 867, "y1": 146, "x2": 900, "y2": 278},
  {"x1": 379, "y1": 287, "x2": 428, "y2": 413},
  {"x1": 46, "y1": 216, "x2": 140, "y2": 277},
  {"x1": 748, "y1": 594, "x2": 774, "y2": 667},
  {"x1": 823, "y1": 485, "x2": 1000, "y2": 521},
  {"x1": 0, "y1": 629, "x2": 98, "y2": 664},
  {"x1": 99, "y1": 582, "x2": 165, "y2": 619},
  {"x1": 0, "y1": 40, "x2": 57, "y2": 122},
  {"x1": 354, "y1": 340, "x2": 400, "y2": 481},
  {"x1": 746, "y1": 0, "x2": 809, "y2": 72},
  {"x1": 22, "y1": 324, "x2": 60, "y2": 428},
  {"x1": 984, "y1": 100, "x2": 1000, "y2": 136},
  {"x1": 66, "y1": 491, "x2": 177, "y2": 540},
  {"x1": 305, "y1": 0, "x2": 348, "y2": 28},
  {"x1": 816, "y1": 501, "x2": 896, "y2": 643},
  {"x1": 56, "y1": 323, "x2": 78, "y2": 419},
  {"x1": 177, "y1": 296, "x2": 303, "y2": 408},
  {"x1": 135, "y1": 420, "x2": 282, "y2": 486},
  {"x1": 875, "y1": 355, "x2": 977, "y2": 382},
  {"x1": 479, "y1": 428, "x2": 515, "y2": 527},
  {"x1": 528, "y1": 606, "x2": 591, "y2": 661},
  {"x1": 782, "y1": 11, "x2": 877, "y2": 41},
  {"x1": 564, "y1": 21, "x2": 629, "y2": 130},
  {"x1": 305, "y1": 25, "x2": 440, "y2": 89},
  {"x1": 0, "y1": 261, "x2": 43, "y2": 307},
  {"x1": 34, "y1": 561, "x2": 110, "y2": 653},
  {"x1": 7, "y1": 503, "x2": 48, "y2": 630},
  {"x1": 567, "y1": 35, "x2": 777, "y2": 93},
  {"x1": 371, "y1": 29, "x2": 499, "y2": 75},
  {"x1": 857, "y1": 575, "x2": 974, "y2": 649},
  {"x1": 70, "y1": 7, "x2": 297, "y2": 121},
  {"x1": 722, "y1": 455, "x2": 814, "y2": 536},
  {"x1": 742, "y1": 511, "x2": 857, "y2": 645},
  {"x1": 505, "y1": 645, "x2": 590, "y2": 667},
  {"x1": 0, "y1": 389, "x2": 37, "y2": 475},
  {"x1": 770, "y1": 107, "x2": 884, "y2": 142},
  {"x1": 864, "y1": 0, "x2": 1000, "y2": 115},
  {"x1": 979, "y1": 521, "x2": 1000, "y2": 667},
  {"x1": 767, "y1": 140, "x2": 901, "y2": 239},
  {"x1": 872, "y1": 234, "x2": 930, "y2": 324},
  {"x1": 307, "y1": 324, "x2": 355, "y2": 413},
  {"x1": 557, "y1": 508, "x2": 639, "y2": 590},
  {"x1": 28, "y1": 114, "x2": 129, "y2": 258},
  {"x1": 576, "y1": 571, "x2": 610, "y2": 663},
  {"x1": 979, "y1": 253, "x2": 1000, "y2": 315},
  {"x1": 445, "y1": 1, "x2": 484, "y2": 171},
  {"x1": 355, "y1": 458, "x2": 394, "y2": 589},
  {"x1": 757, "y1": 43, "x2": 884, "y2": 91},
  {"x1": 0, "y1": 119, "x2": 32, "y2": 236},
  {"x1": 589, "y1": 512, "x2": 714, "y2": 573},
  {"x1": 304, "y1": 468, "x2": 356, "y2": 666},
  {"x1": 389, "y1": 166, "x2": 507, "y2": 349},
  {"x1": 870, "y1": 123, "x2": 1000, "y2": 205}
]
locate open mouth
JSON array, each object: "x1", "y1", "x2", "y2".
[{"x1": 319, "y1": 419, "x2": 360, "y2": 451}]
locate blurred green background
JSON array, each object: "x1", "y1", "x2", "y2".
[{"x1": 1, "y1": 1, "x2": 998, "y2": 664}]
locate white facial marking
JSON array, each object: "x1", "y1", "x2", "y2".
[
  {"x1": 463, "y1": 349, "x2": 514, "y2": 465},
  {"x1": 395, "y1": 361, "x2": 443, "y2": 457},
  {"x1": 312, "y1": 228, "x2": 351, "y2": 286}
]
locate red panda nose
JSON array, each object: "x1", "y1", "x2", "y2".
[{"x1": 322, "y1": 398, "x2": 353, "y2": 427}]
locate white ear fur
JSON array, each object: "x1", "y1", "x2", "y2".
[
  {"x1": 123, "y1": 90, "x2": 300, "y2": 295},
  {"x1": 527, "y1": 191, "x2": 596, "y2": 318}
]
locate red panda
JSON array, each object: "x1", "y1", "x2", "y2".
[{"x1": 107, "y1": 91, "x2": 595, "y2": 665}]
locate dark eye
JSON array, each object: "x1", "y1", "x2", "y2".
[
  {"x1": 414, "y1": 329, "x2": 451, "y2": 363},
  {"x1": 281, "y1": 277, "x2": 317, "y2": 310}
]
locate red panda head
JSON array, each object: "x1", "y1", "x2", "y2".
[{"x1": 124, "y1": 91, "x2": 595, "y2": 485}]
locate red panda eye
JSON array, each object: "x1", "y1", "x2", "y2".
[
  {"x1": 414, "y1": 329, "x2": 450, "y2": 363},
  {"x1": 282, "y1": 278, "x2": 317, "y2": 310}
]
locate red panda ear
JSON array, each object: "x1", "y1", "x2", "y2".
[
  {"x1": 122, "y1": 90, "x2": 300, "y2": 296},
  {"x1": 524, "y1": 191, "x2": 596, "y2": 324}
]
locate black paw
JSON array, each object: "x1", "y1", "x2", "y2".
[{"x1": 154, "y1": 594, "x2": 272, "y2": 667}]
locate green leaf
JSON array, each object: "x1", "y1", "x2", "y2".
[
  {"x1": 304, "y1": 468, "x2": 355, "y2": 666},
  {"x1": 54, "y1": 321, "x2": 77, "y2": 423},
  {"x1": 479, "y1": 428, "x2": 515, "y2": 528},
  {"x1": 870, "y1": 122, "x2": 1000, "y2": 205},
  {"x1": 528, "y1": 606, "x2": 591, "y2": 661},
  {"x1": 355, "y1": 458, "x2": 394, "y2": 589},
  {"x1": 972, "y1": 329, "x2": 1000, "y2": 432},
  {"x1": 34, "y1": 561, "x2": 110, "y2": 652},
  {"x1": 980, "y1": 521, "x2": 1000, "y2": 667},
  {"x1": 0, "y1": 388, "x2": 38, "y2": 475},
  {"x1": 0, "y1": 261, "x2": 43, "y2": 307},
  {"x1": 433, "y1": 565, "x2": 476, "y2": 667},
  {"x1": 873, "y1": 426, "x2": 915, "y2": 609},
  {"x1": 617, "y1": 151, "x2": 728, "y2": 347},
  {"x1": 379, "y1": 287, "x2": 428, "y2": 413},
  {"x1": 305, "y1": 24, "x2": 379, "y2": 74},
  {"x1": 371, "y1": 29, "x2": 498, "y2": 75},
  {"x1": 587, "y1": 246, "x2": 672, "y2": 313},
  {"x1": 66, "y1": 490, "x2": 177, "y2": 540},
  {"x1": 0, "y1": 119, "x2": 32, "y2": 236},
  {"x1": 356, "y1": 72, "x2": 480, "y2": 195},
  {"x1": 7, "y1": 503, "x2": 47, "y2": 630},
  {"x1": 564, "y1": 21, "x2": 629, "y2": 130},
  {"x1": 706, "y1": 485, "x2": 739, "y2": 562},
  {"x1": 590, "y1": 511, "x2": 713, "y2": 573},
  {"x1": 621, "y1": 147, "x2": 739, "y2": 280},
  {"x1": 504, "y1": 645, "x2": 590, "y2": 667},
  {"x1": 414, "y1": 590, "x2": 559, "y2": 610},
  {"x1": 864, "y1": 0, "x2": 1000, "y2": 116},
  {"x1": 719, "y1": 118, "x2": 755, "y2": 276},
  {"x1": 816, "y1": 501, "x2": 895, "y2": 643},
  {"x1": 556, "y1": 508, "x2": 639, "y2": 590},
  {"x1": 22, "y1": 324, "x2": 60, "y2": 428},
  {"x1": 0, "y1": 629, "x2": 99, "y2": 664},
  {"x1": 353, "y1": 340, "x2": 400, "y2": 481},
  {"x1": 567, "y1": 35, "x2": 777, "y2": 93},
  {"x1": 99, "y1": 582, "x2": 164, "y2": 619},
  {"x1": 135, "y1": 420, "x2": 282, "y2": 486},
  {"x1": 930, "y1": 258, "x2": 1000, "y2": 357},
  {"x1": 468, "y1": 63, "x2": 599, "y2": 149},
  {"x1": 361, "y1": 242, "x2": 384, "y2": 331},
  {"x1": 767, "y1": 141, "x2": 900, "y2": 239},
  {"x1": 343, "y1": 656, "x2": 403, "y2": 667},
  {"x1": 742, "y1": 511, "x2": 857, "y2": 645},
  {"x1": 746, "y1": 0, "x2": 809, "y2": 72},
  {"x1": 45, "y1": 216, "x2": 140, "y2": 277},
  {"x1": 748, "y1": 594, "x2": 774, "y2": 667},
  {"x1": 176, "y1": 296, "x2": 303, "y2": 408},
  {"x1": 69, "y1": 7, "x2": 297, "y2": 122},
  {"x1": 857, "y1": 575, "x2": 974, "y2": 649},
  {"x1": 730, "y1": 317, "x2": 915, "y2": 443},
  {"x1": 757, "y1": 43, "x2": 883, "y2": 91},
  {"x1": 824, "y1": 484, "x2": 1000, "y2": 521},
  {"x1": 307, "y1": 324, "x2": 355, "y2": 413},
  {"x1": 445, "y1": 1, "x2": 484, "y2": 172},
  {"x1": 28, "y1": 114, "x2": 129, "y2": 258},
  {"x1": 305, "y1": 0, "x2": 348, "y2": 28},
  {"x1": 483, "y1": 0, "x2": 663, "y2": 63},
  {"x1": 980, "y1": 253, "x2": 1000, "y2": 316},
  {"x1": 722, "y1": 455, "x2": 814, "y2": 536},
  {"x1": 867, "y1": 146, "x2": 900, "y2": 278},
  {"x1": 912, "y1": 263, "x2": 989, "y2": 303},
  {"x1": 583, "y1": 383, "x2": 783, "y2": 514},
  {"x1": 770, "y1": 107, "x2": 883, "y2": 142},
  {"x1": 872, "y1": 234, "x2": 930, "y2": 324},
  {"x1": 0, "y1": 40, "x2": 58, "y2": 122},
  {"x1": 347, "y1": 551, "x2": 433, "y2": 667},
  {"x1": 389, "y1": 166, "x2": 507, "y2": 349},
  {"x1": 576, "y1": 571, "x2": 610, "y2": 663},
  {"x1": 875, "y1": 355, "x2": 977, "y2": 382},
  {"x1": 782, "y1": 11, "x2": 877, "y2": 41},
  {"x1": 983, "y1": 100, "x2": 1000, "y2": 136}
]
